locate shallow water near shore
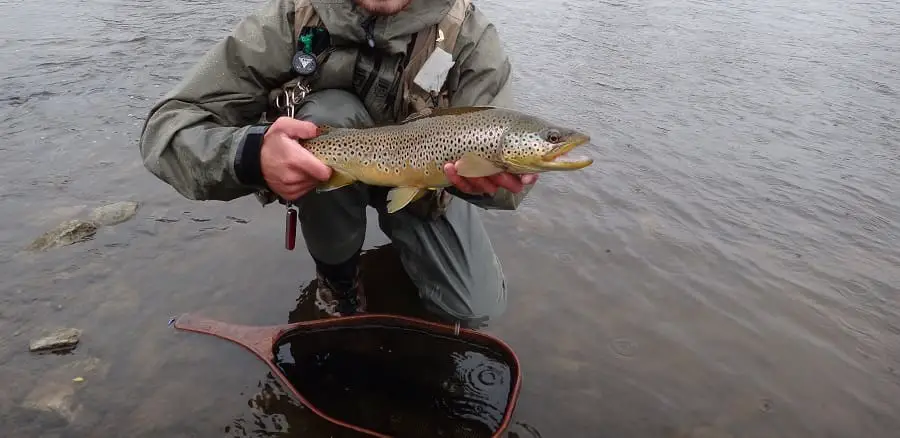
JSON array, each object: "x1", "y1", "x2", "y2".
[{"x1": 1, "y1": 0, "x2": 899, "y2": 436}]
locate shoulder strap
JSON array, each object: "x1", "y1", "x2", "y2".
[
  {"x1": 293, "y1": 0, "x2": 322, "y2": 44},
  {"x1": 284, "y1": 0, "x2": 473, "y2": 120},
  {"x1": 437, "y1": 0, "x2": 471, "y2": 54},
  {"x1": 266, "y1": 0, "x2": 323, "y2": 114},
  {"x1": 398, "y1": 0, "x2": 473, "y2": 117}
]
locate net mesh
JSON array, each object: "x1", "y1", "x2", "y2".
[{"x1": 273, "y1": 323, "x2": 516, "y2": 438}]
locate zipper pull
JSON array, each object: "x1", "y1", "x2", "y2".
[{"x1": 362, "y1": 17, "x2": 375, "y2": 48}]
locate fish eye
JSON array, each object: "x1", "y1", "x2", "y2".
[{"x1": 546, "y1": 129, "x2": 562, "y2": 143}]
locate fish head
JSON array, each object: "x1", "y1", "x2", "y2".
[{"x1": 499, "y1": 113, "x2": 593, "y2": 173}]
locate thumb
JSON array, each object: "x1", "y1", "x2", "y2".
[{"x1": 270, "y1": 117, "x2": 319, "y2": 140}]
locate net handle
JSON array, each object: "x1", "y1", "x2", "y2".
[
  {"x1": 172, "y1": 313, "x2": 288, "y2": 358},
  {"x1": 172, "y1": 313, "x2": 394, "y2": 437}
]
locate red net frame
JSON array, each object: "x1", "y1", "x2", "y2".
[{"x1": 172, "y1": 313, "x2": 523, "y2": 437}]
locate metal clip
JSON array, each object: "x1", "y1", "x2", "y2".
[{"x1": 274, "y1": 82, "x2": 311, "y2": 119}]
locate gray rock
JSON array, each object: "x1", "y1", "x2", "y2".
[
  {"x1": 29, "y1": 328, "x2": 82, "y2": 352},
  {"x1": 21, "y1": 381, "x2": 80, "y2": 423},
  {"x1": 26, "y1": 220, "x2": 97, "y2": 251},
  {"x1": 89, "y1": 201, "x2": 139, "y2": 226},
  {"x1": 19, "y1": 354, "x2": 107, "y2": 426}
]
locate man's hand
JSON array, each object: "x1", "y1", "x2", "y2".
[
  {"x1": 444, "y1": 162, "x2": 538, "y2": 196},
  {"x1": 260, "y1": 117, "x2": 332, "y2": 201}
]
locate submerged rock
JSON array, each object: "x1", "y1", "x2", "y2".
[
  {"x1": 29, "y1": 328, "x2": 82, "y2": 353},
  {"x1": 21, "y1": 381, "x2": 80, "y2": 423},
  {"x1": 25, "y1": 201, "x2": 139, "y2": 252},
  {"x1": 89, "y1": 201, "x2": 139, "y2": 226},
  {"x1": 26, "y1": 220, "x2": 97, "y2": 251},
  {"x1": 19, "y1": 355, "x2": 108, "y2": 426}
]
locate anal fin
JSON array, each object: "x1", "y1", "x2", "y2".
[{"x1": 387, "y1": 187, "x2": 428, "y2": 213}]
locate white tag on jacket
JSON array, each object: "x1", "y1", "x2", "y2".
[{"x1": 413, "y1": 47, "x2": 455, "y2": 93}]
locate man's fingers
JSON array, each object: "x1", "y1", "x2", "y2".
[
  {"x1": 445, "y1": 163, "x2": 479, "y2": 194},
  {"x1": 488, "y1": 172, "x2": 523, "y2": 193},
  {"x1": 444, "y1": 164, "x2": 467, "y2": 190},
  {"x1": 302, "y1": 155, "x2": 333, "y2": 182},
  {"x1": 296, "y1": 180, "x2": 319, "y2": 197},
  {"x1": 470, "y1": 177, "x2": 498, "y2": 195},
  {"x1": 281, "y1": 180, "x2": 318, "y2": 201},
  {"x1": 281, "y1": 173, "x2": 305, "y2": 186},
  {"x1": 270, "y1": 117, "x2": 320, "y2": 140},
  {"x1": 286, "y1": 145, "x2": 332, "y2": 181},
  {"x1": 521, "y1": 173, "x2": 539, "y2": 185}
]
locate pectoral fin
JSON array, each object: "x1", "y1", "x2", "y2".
[
  {"x1": 317, "y1": 169, "x2": 357, "y2": 192},
  {"x1": 387, "y1": 187, "x2": 428, "y2": 213},
  {"x1": 455, "y1": 152, "x2": 504, "y2": 178}
]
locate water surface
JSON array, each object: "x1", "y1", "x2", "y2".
[{"x1": 1, "y1": 0, "x2": 899, "y2": 437}]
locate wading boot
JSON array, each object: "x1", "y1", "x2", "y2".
[{"x1": 313, "y1": 252, "x2": 367, "y2": 317}]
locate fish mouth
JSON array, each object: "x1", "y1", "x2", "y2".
[{"x1": 538, "y1": 133, "x2": 593, "y2": 170}]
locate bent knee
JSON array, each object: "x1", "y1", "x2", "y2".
[
  {"x1": 294, "y1": 89, "x2": 374, "y2": 128},
  {"x1": 456, "y1": 314, "x2": 496, "y2": 330},
  {"x1": 423, "y1": 271, "x2": 508, "y2": 330}
]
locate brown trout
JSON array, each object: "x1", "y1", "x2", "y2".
[{"x1": 305, "y1": 106, "x2": 593, "y2": 213}]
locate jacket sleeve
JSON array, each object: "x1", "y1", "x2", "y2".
[
  {"x1": 445, "y1": 4, "x2": 534, "y2": 211},
  {"x1": 138, "y1": 0, "x2": 297, "y2": 201}
]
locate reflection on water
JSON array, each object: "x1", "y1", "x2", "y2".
[
  {"x1": 274, "y1": 325, "x2": 513, "y2": 437},
  {"x1": 288, "y1": 244, "x2": 441, "y2": 325}
]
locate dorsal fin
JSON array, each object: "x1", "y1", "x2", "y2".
[
  {"x1": 399, "y1": 106, "x2": 496, "y2": 124},
  {"x1": 337, "y1": 106, "x2": 499, "y2": 131}
]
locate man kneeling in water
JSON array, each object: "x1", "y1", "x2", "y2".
[{"x1": 139, "y1": 0, "x2": 538, "y2": 328}]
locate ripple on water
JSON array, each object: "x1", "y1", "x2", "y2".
[{"x1": 273, "y1": 325, "x2": 515, "y2": 437}]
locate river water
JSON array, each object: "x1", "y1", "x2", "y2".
[{"x1": 1, "y1": 0, "x2": 899, "y2": 436}]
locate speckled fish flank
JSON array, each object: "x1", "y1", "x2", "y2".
[{"x1": 303, "y1": 106, "x2": 593, "y2": 213}]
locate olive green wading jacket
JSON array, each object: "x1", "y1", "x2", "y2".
[{"x1": 139, "y1": 0, "x2": 530, "y2": 209}]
